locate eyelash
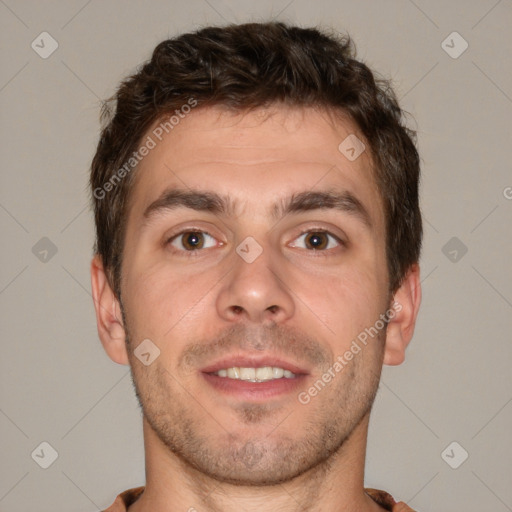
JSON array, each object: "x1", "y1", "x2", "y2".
[
  {"x1": 165, "y1": 228, "x2": 345, "y2": 256},
  {"x1": 290, "y1": 229, "x2": 345, "y2": 253}
]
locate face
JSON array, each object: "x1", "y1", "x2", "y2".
[{"x1": 115, "y1": 105, "x2": 393, "y2": 485}]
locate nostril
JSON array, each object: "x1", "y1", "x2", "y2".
[{"x1": 232, "y1": 305, "x2": 243, "y2": 314}]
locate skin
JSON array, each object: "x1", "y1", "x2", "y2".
[{"x1": 91, "y1": 105, "x2": 421, "y2": 512}]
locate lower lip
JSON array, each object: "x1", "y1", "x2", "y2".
[{"x1": 201, "y1": 372, "x2": 307, "y2": 400}]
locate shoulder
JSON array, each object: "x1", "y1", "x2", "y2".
[
  {"x1": 365, "y1": 488, "x2": 416, "y2": 511},
  {"x1": 101, "y1": 486, "x2": 145, "y2": 512}
]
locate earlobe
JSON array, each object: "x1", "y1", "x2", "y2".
[
  {"x1": 383, "y1": 264, "x2": 422, "y2": 366},
  {"x1": 90, "y1": 255, "x2": 129, "y2": 365}
]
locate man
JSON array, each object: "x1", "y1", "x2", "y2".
[{"x1": 90, "y1": 22, "x2": 422, "y2": 512}]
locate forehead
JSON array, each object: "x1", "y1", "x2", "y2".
[{"x1": 128, "y1": 105, "x2": 383, "y2": 228}]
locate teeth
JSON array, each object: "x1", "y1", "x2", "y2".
[
  {"x1": 227, "y1": 367, "x2": 240, "y2": 379},
  {"x1": 240, "y1": 367, "x2": 256, "y2": 380},
  {"x1": 256, "y1": 367, "x2": 274, "y2": 380},
  {"x1": 214, "y1": 366, "x2": 297, "y2": 382},
  {"x1": 272, "y1": 367, "x2": 284, "y2": 379}
]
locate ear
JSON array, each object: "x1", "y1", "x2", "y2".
[
  {"x1": 383, "y1": 264, "x2": 422, "y2": 366},
  {"x1": 90, "y1": 254, "x2": 129, "y2": 365}
]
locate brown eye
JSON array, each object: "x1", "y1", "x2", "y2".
[
  {"x1": 181, "y1": 232, "x2": 204, "y2": 250},
  {"x1": 168, "y1": 231, "x2": 216, "y2": 252},
  {"x1": 304, "y1": 232, "x2": 329, "y2": 250},
  {"x1": 290, "y1": 230, "x2": 343, "y2": 251}
]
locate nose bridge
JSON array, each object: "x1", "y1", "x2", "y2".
[{"x1": 216, "y1": 237, "x2": 295, "y2": 324}]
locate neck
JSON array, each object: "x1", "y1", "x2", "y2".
[{"x1": 128, "y1": 413, "x2": 385, "y2": 512}]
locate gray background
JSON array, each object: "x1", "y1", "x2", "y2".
[{"x1": 1, "y1": 1, "x2": 511, "y2": 511}]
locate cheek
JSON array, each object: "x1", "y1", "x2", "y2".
[
  {"x1": 289, "y1": 261, "x2": 385, "y2": 344},
  {"x1": 122, "y1": 257, "x2": 220, "y2": 342},
  {"x1": 122, "y1": 259, "x2": 172, "y2": 335}
]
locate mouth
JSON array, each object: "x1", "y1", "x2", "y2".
[
  {"x1": 212, "y1": 365, "x2": 297, "y2": 382},
  {"x1": 200, "y1": 355, "x2": 310, "y2": 400}
]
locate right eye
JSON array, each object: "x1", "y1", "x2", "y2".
[{"x1": 166, "y1": 230, "x2": 218, "y2": 253}]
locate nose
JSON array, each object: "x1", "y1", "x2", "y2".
[{"x1": 215, "y1": 243, "x2": 295, "y2": 325}]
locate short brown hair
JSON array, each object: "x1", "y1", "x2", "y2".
[{"x1": 90, "y1": 21, "x2": 422, "y2": 297}]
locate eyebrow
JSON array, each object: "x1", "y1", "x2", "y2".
[{"x1": 143, "y1": 187, "x2": 372, "y2": 228}]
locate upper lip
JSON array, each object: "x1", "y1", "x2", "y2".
[{"x1": 201, "y1": 354, "x2": 310, "y2": 375}]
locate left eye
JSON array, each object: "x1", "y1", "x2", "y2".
[
  {"x1": 290, "y1": 231, "x2": 342, "y2": 251},
  {"x1": 168, "y1": 231, "x2": 217, "y2": 251}
]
